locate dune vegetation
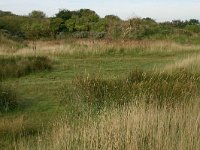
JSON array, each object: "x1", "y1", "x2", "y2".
[
  {"x1": 0, "y1": 38, "x2": 199, "y2": 150},
  {"x1": 0, "y1": 9, "x2": 200, "y2": 150}
]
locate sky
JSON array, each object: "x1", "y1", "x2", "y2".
[{"x1": 1, "y1": 0, "x2": 200, "y2": 22}]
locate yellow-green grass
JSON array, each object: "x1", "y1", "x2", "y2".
[
  {"x1": 0, "y1": 39, "x2": 200, "y2": 149},
  {"x1": 1, "y1": 39, "x2": 200, "y2": 58},
  {"x1": 13, "y1": 98, "x2": 200, "y2": 150},
  {"x1": 164, "y1": 54, "x2": 200, "y2": 73}
]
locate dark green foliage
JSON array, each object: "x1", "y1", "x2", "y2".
[
  {"x1": 172, "y1": 20, "x2": 187, "y2": 28},
  {"x1": 0, "y1": 11, "x2": 49, "y2": 40},
  {"x1": 29, "y1": 10, "x2": 46, "y2": 19},
  {"x1": 0, "y1": 15, "x2": 25, "y2": 39},
  {"x1": 104, "y1": 15, "x2": 122, "y2": 38},
  {"x1": 0, "y1": 9, "x2": 200, "y2": 42},
  {"x1": 0, "y1": 84, "x2": 18, "y2": 113},
  {"x1": 64, "y1": 9, "x2": 100, "y2": 33},
  {"x1": 125, "y1": 18, "x2": 159, "y2": 39},
  {"x1": 56, "y1": 9, "x2": 73, "y2": 20},
  {"x1": 21, "y1": 20, "x2": 51, "y2": 40},
  {"x1": 0, "y1": 56, "x2": 52, "y2": 79},
  {"x1": 0, "y1": 10, "x2": 14, "y2": 17},
  {"x1": 91, "y1": 19, "x2": 106, "y2": 33},
  {"x1": 73, "y1": 69, "x2": 200, "y2": 108},
  {"x1": 65, "y1": 18, "x2": 76, "y2": 32},
  {"x1": 50, "y1": 18, "x2": 64, "y2": 38},
  {"x1": 187, "y1": 19, "x2": 199, "y2": 25}
]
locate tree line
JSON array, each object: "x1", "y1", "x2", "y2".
[{"x1": 0, "y1": 9, "x2": 200, "y2": 43}]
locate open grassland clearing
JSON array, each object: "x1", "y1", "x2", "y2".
[{"x1": 0, "y1": 39, "x2": 200, "y2": 149}]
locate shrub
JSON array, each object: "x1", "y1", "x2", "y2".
[
  {"x1": 73, "y1": 31, "x2": 89, "y2": 38},
  {"x1": 28, "y1": 56, "x2": 52, "y2": 71}
]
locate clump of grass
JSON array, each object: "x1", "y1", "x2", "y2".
[
  {"x1": 0, "y1": 56, "x2": 52, "y2": 79},
  {"x1": 127, "y1": 69, "x2": 199, "y2": 105},
  {"x1": 73, "y1": 75, "x2": 130, "y2": 107},
  {"x1": 0, "y1": 84, "x2": 18, "y2": 113},
  {"x1": 73, "y1": 69, "x2": 200, "y2": 107}
]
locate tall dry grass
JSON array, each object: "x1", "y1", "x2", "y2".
[
  {"x1": 2, "y1": 39, "x2": 200, "y2": 149},
  {"x1": 0, "y1": 34, "x2": 25, "y2": 54},
  {"x1": 0, "y1": 116, "x2": 24, "y2": 134},
  {"x1": 13, "y1": 98, "x2": 200, "y2": 150},
  {"x1": 72, "y1": 69, "x2": 199, "y2": 107},
  {"x1": 164, "y1": 54, "x2": 200, "y2": 73},
  {"x1": 1, "y1": 39, "x2": 200, "y2": 57},
  {"x1": 12, "y1": 69, "x2": 200, "y2": 150}
]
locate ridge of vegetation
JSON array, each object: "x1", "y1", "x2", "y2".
[{"x1": 1, "y1": 9, "x2": 200, "y2": 44}]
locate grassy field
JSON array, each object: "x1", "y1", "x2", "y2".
[{"x1": 0, "y1": 39, "x2": 200, "y2": 149}]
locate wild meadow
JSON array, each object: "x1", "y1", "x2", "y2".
[{"x1": 0, "y1": 37, "x2": 200, "y2": 149}]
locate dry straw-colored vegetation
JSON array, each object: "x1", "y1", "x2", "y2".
[
  {"x1": 13, "y1": 99, "x2": 200, "y2": 150},
  {"x1": 1, "y1": 39, "x2": 200, "y2": 57},
  {"x1": 73, "y1": 69, "x2": 199, "y2": 107},
  {"x1": 164, "y1": 54, "x2": 200, "y2": 73}
]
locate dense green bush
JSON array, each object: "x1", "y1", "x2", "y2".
[{"x1": 0, "y1": 9, "x2": 200, "y2": 41}]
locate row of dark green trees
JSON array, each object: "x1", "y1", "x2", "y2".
[{"x1": 1, "y1": 9, "x2": 200, "y2": 43}]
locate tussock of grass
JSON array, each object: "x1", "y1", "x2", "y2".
[
  {"x1": 127, "y1": 69, "x2": 199, "y2": 105},
  {"x1": 0, "y1": 84, "x2": 17, "y2": 113},
  {"x1": 73, "y1": 69, "x2": 200, "y2": 107},
  {"x1": 0, "y1": 56, "x2": 52, "y2": 79}
]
